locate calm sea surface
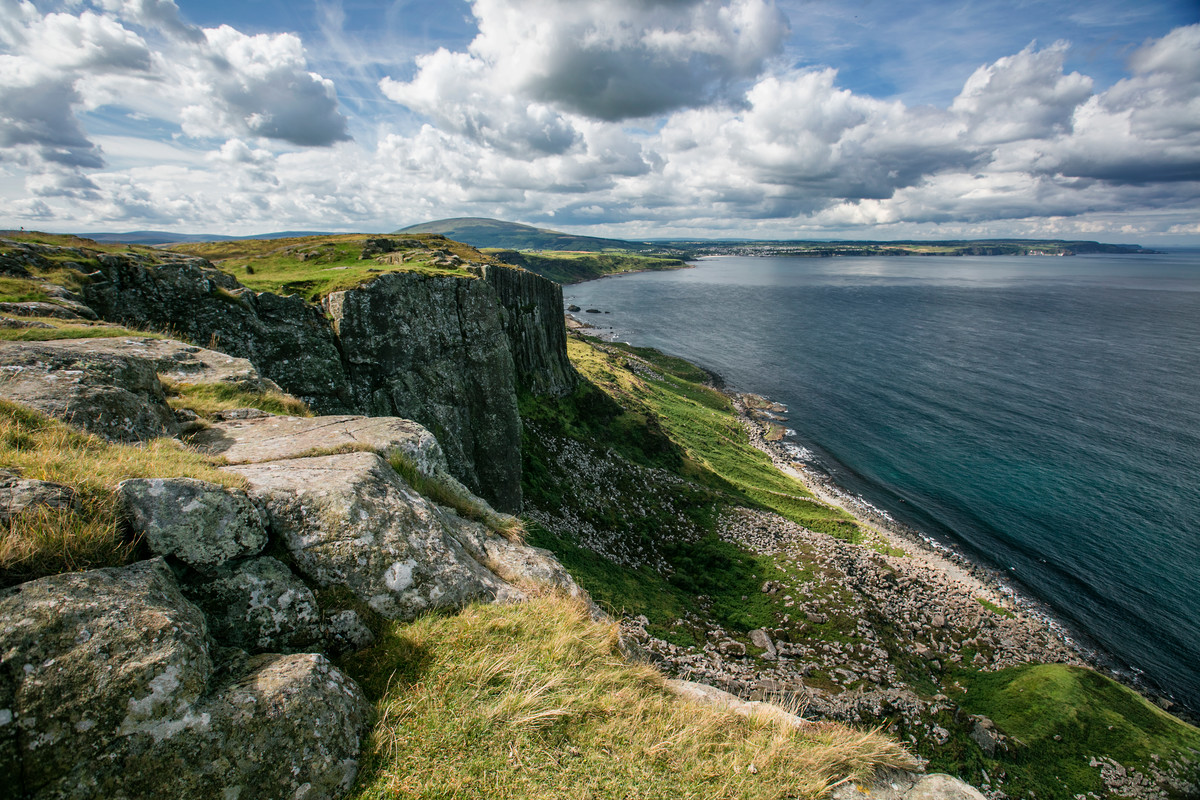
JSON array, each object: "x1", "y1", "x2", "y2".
[{"x1": 564, "y1": 253, "x2": 1200, "y2": 710}]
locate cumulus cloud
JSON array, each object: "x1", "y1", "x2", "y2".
[{"x1": 381, "y1": 0, "x2": 788, "y2": 155}]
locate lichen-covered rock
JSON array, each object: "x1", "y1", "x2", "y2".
[
  {"x1": 81, "y1": 257, "x2": 349, "y2": 411},
  {"x1": 0, "y1": 340, "x2": 179, "y2": 442},
  {"x1": 0, "y1": 559, "x2": 213, "y2": 795},
  {"x1": 325, "y1": 272, "x2": 523, "y2": 512},
  {"x1": 226, "y1": 451, "x2": 524, "y2": 619},
  {"x1": 324, "y1": 610, "x2": 375, "y2": 655},
  {"x1": 0, "y1": 558, "x2": 369, "y2": 800},
  {"x1": 118, "y1": 336, "x2": 283, "y2": 393},
  {"x1": 0, "y1": 470, "x2": 77, "y2": 522},
  {"x1": 447, "y1": 512, "x2": 585, "y2": 599},
  {"x1": 829, "y1": 770, "x2": 987, "y2": 800},
  {"x1": 118, "y1": 477, "x2": 267, "y2": 571},
  {"x1": 191, "y1": 412, "x2": 450, "y2": 476},
  {"x1": 181, "y1": 556, "x2": 323, "y2": 653},
  {"x1": 481, "y1": 265, "x2": 578, "y2": 397}
]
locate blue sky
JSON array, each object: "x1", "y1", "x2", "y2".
[{"x1": 1, "y1": 0, "x2": 1197, "y2": 241}]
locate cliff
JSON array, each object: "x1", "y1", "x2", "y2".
[{"x1": 9, "y1": 234, "x2": 580, "y2": 512}]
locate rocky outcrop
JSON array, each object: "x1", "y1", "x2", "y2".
[
  {"x1": 481, "y1": 264, "x2": 578, "y2": 397},
  {"x1": 80, "y1": 257, "x2": 349, "y2": 411},
  {"x1": 118, "y1": 478, "x2": 267, "y2": 572},
  {"x1": 0, "y1": 340, "x2": 180, "y2": 442},
  {"x1": 0, "y1": 559, "x2": 369, "y2": 800},
  {"x1": 325, "y1": 272, "x2": 522, "y2": 511},
  {"x1": 226, "y1": 451, "x2": 524, "y2": 619}
]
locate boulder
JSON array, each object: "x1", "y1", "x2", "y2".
[
  {"x1": 118, "y1": 477, "x2": 267, "y2": 572},
  {"x1": 181, "y1": 556, "x2": 323, "y2": 653},
  {"x1": 0, "y1": 340, "x2": 179, "y2": 442},
  {"x1": 446, "y1": 511, "x2": 586, "y2": 599},
  {"x1": 324, "y1": 610, "x2": 375, "y2": 655},
  {"x1": 0, "y1": 558, "x2": 368, "y2": 800},
  {"x1": 830, "y1": 771, "x2": 987, "y2": 800},
  {"x1": 226, "y1": 451, "x2": 523, "y2": 619},
  {"x1": 748, "y1": 628, "x2": 777, "y2": 659},
  {"x1": 0, "y1": 470, "x2": 77, "y2": 522}
]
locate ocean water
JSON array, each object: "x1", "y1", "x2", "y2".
[{"x1": 564, "y1": 253, "x2": 1200, "y2": 711}]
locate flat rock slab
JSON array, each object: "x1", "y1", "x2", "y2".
[
  {"x1": 226, "y1": 451, "x2": 521, "y2": 619},
  {"x1": 193, "y1": 413, "x2": 449, "y2": 474},
  {"x1": 0, "y1": 340, "x2": 179, "y2": 442}
]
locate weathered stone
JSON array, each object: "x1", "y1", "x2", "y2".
[
  {"x1": 118, "y1": 477, "x2": 267, "y2": 571},
  {"x1": 805, "y1": 610, "x2": 829, "y2": 624},
  {"x1": 831, "y1": 771, "x2": 986, "y2": 800},
  {"x1": 325, "y1": 272, "x2": 522, "y2": 511},
  {"x1": 0, "y1": 558, "x2": 368, "y2": 800},
  {"x1": 226, "y1": 452, "x2": 523, "y2": 619},
  {"x1": 182, "y1": 556, "x2": 323, "y2": 653},
  {"x1": 191, "y1": 412, "x2": 450, "y2": 476},
  {"x1": 446, "y1": 512, "x2": 586, "y2": 600},
  {"x1": 748, "y1": 628, "x2": 777, "y2": 659},
  {"x1": 324, "y1": 610, "x2": 375, "y2": 655},
  {"x1": 0, "y1": 340, "x2": 179, "y2": 442},
  {"x1": 666, "y1": 679, "x2": 809, "y2": 730},
  {"x1": 0, "y1": 301, "x2": 83, "y2": 319},
  {"x1": 969, "y1": 716, "x2": 1001, "y2": 757},
  {"x1": 0, "y1": 470, "x2": 77, "y2": 522}
]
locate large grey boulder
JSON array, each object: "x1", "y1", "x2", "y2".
[
  {"x1": 118, "y1": 477, "x2": 267, "y2": 572},
  {"x1": 325, "y1": 272, "x2": 523, "y2": 512},
  {"x1": 829, "y1": 771, "x2": 987, "y2": 800},
  {"x1": 226, "y1": 451, "x2": 523, "y2": 619},
  {"x1": 182, "y1": 556, "x2": 323, "y2": 653},
  {"x1": 0, "y1": 558, "x2": 368, "y2": 800},
  {"x1": 0, "y1": 340, "x2": 179, "y2": 442}
]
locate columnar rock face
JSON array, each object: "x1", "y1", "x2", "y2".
[
  {"x1": 0, "y1": 559, "x2": 369, "y2": 800},
  {"x1": 81, "y1": 257, "x2": 350, "y2": 411},
  {"x1": 482, "y1": 265, "x2": 578, "y2": 397},
  {"x1": 325, "y1": 272, "x2": 523, "y2": 512}
]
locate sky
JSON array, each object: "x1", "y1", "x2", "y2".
[{"x1": 1, "y1": 0, "x2": 1198, "y2": 242}]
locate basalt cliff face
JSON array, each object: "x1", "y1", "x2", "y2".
[{"x1": 71, "y1": 243, "x2": 576, "y2": 512}]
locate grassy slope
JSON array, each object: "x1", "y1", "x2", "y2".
[
  {"x1": 173, "y1": 233, "x2": 489, "y2": 301},
  {"x1": 520, "y1": 334, "x2": 1200, "y2": 798},
  {"x1": 341, "y1": 594, "x2": 914, "y2": 800}
]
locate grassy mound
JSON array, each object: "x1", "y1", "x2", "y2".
[
  {"x1": 341, "y1": 595, "x2": 914, "y2": 800},
  {"x1": 953, "y1": 664, "x2": 1200, "y2": 797}
]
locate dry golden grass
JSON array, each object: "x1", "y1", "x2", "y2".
[
  {"x1": 0, "y1": 399, "x2": 243, "y2": 585},
  {"x1": 161, "y1": 378, "x2": 312, "y2": 418},
  {"x1": 342, "y1": 595, "x2": 915, "y2": 800}
]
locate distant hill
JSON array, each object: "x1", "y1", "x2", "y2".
[
  {"x1": 74, "y1": 231, "x2": 342, "y2": 246},
  {"x1": 395, "y1": 218, "x2": 659, "y2": 252}
]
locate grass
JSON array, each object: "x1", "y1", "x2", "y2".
[
  {"x1": 487, "y1": 250, "x2": 690, "y2": 284},
  {"x1": 568, "y1": 337, "x2": 862, "y2": 541},
  {"x1": 0, "y1": 399, "x2": 243, "y2": 587},
  {"x1": 389, "y1": 451, "x2": 525, "y2": 542},
  {"x1": 340, "y1": 594, "x2": 915, "y2": 800},
  {"x1": 0, "y1": 276, "x2": 50, "y2": 303},
  {"x1": 976, "y1": 597, "x2": 1015, "y2": 619},
  {"x1": 0, "y1": 320, "x2": 167, "y2": 341},
  {"x1": 952, "y1": 664, "x2": 1200, "y2": 798},
  {"x1": 161, "y1": 379, "x2": 312, "y2": 418},
  {"x1": 173, "y1": 234, "x2": 491, "y2": 301}
]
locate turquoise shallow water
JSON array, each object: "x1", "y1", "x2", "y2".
[{"x1": 564, "y1": 253, "x2": 1200, "y2": 711}]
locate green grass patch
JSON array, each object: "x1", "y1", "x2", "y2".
[
  {"x1": 0, "y1": 276, "x2": 50, "y2": 304},
  {"x1": 488, "y1": 250, "x2": 690, "y2": 284},
  {"x1": 0, "y1": 400, "x2": 243, "y2": 586},
  {"x1": 174, "y1": 234, "x2": 489, "y2": 301},
  {"x1": 340, "y1": 595, "x2": 915, "y2": 800},
  {"x1": 976, "y1": 597, "x2": 1015, "y2": 619},
  {"x1": 955, "y1": 664, "x2": 1200, "y2": 798},
  {"x1": 162, "y1": 379, "x2": 312, "y2": 418}
]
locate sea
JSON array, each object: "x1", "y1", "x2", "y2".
[{"x1": 563, "y1": 252, "x2": 1200, "y2": 713}]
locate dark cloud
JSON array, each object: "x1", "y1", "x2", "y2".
[{"x1": 0, "y1": 75, "x2": 105, "y2": 168}]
